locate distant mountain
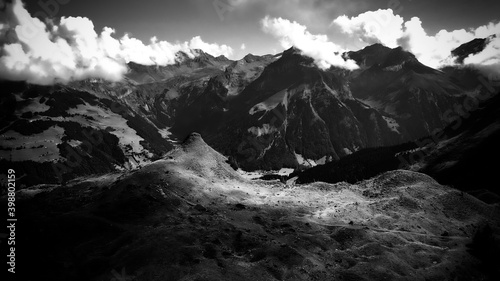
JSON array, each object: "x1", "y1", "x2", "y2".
[{"x1": 126, "y1": 49, "x2": 232, "y2": 84}]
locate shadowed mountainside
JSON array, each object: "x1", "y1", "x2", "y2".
[{"x1": 294, "y1": 90, "x2": 500, "y2": 203}]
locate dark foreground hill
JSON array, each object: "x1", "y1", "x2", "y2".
[{"x1": 6, "y1": 133, "x2": 499, "y2": 281}]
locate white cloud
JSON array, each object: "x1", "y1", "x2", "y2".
[
  {"x1": 332, "y1": 9, "x2": 404, "y2": 48},
  {"x1": 0, "y1": 0, "x2": 234, "y2": 84},
  {"x1": 332, "y1": 8, "x2": 500, "y2": 70},
  {"x1": 464, "y1": 36, "x2": 500, "y2": 65},
  {"x1": 463, "y1": 35, "x2": 500, "y2": 77},
  {"x1": 188, "y1": 36, "x2": 233, "y2": 58},
  {"x1": 397, "y1": 17, "x2": 478, "y2": 68},
  {"x1": 240, "y1": 43, "x2": 246, "y2": 50},
  {"x1": 261, "y1": 16, "x2": 358, "y2": 70}
]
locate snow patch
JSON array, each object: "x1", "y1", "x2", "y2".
[
  {"x1": 67, "y1": 140, "x2": 82, "y2": 147},
  {"x1": 158, "y1": 127, "x2": 172, "y2": 139},
  {"x1": 382, "y1": 116, "x2": 400, "y2": 133},
  {"x1": 249, "y1": 88, "x2": 288, "y2": 115},
  {"x1": 248, "y1": 124, "x2": 278, "y2": 137},
  {"x1": 315, "y1": 156, "x2": 327, "y2": 165},
  {"x1": 276, "y1": 168, "x2": 294, "y2": 176},
  {"x1": 383, "y1": 63, "x2": 403, "y2": 72},
  {"x1": 343, "y1": 148, "x2": 353, "y2": 155},
  {"x1": 158, "y1": 127, "x2": 177, "y2": 143},
  {"x1": 166, "y1": 89, "x2": 180, "y2": 100},
  {"x1": 295, "y1": 152, "x2": 318, "y2": 167}
]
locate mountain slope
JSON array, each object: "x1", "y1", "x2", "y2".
[
  {"x1": 294, "y1": 88, "x2": 500, "y2": 203},
  {"x1": 346, "y1": 44, "x2": 468, "y2": 140},
  {"x1": 178, "y1": 47, "x2": 406, "y2": 170},
  {"x1": 10, "y1": 133, "x2": 500, "y2": 281},
  {"x1": 420, "y1": 92, "x2": 500, "y2": 201},
  {"x1": 0, "y1": 81, "x2": 174, "y2": 186}
]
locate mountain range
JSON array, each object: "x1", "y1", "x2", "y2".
[{"x1": 1, "y1": 39, "x2": 495, "y2": 186}]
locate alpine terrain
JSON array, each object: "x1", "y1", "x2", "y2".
[{"x1": 1, "y1": 1, "x2": 500, "y2": 280}]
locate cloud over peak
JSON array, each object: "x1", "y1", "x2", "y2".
[
  {"x1": 261, "y1": 16, "x2": 358, "y2": 70},
  {"x1": 332, "y1": 9, "x2": 404, "y2": 48},
  {"x1": 331, "y1": 8, "x2": 500, "y2": 70},
  {"x1": 261, "y1": 10, "x2": 498, "y2": 73},
  {"x1": 0, "y1": 0, "x2": 234, "y2": 85}
]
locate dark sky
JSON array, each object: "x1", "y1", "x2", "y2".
[{"x1": 24, "y1": 0, "x2": 500, "y2": 58}]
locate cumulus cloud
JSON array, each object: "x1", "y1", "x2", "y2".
[
  {"x1": 462, "y1": 35, "x2": 500, "y2": 78},
  {"x1": 397, "y1": 17, "x2": 475, "y2": 68},
  {"x1": 399, "y1": 19, "x2": 500, "y2": 71},
  {"x1": 0, "y1": 0, "x2": 234, "y2": 84},
  {"x1": 261, "y1": 16, "x2": 358, "y2": 70},
  {"x1": 464, "y1": 36, "x2": 500, "y2": 65},
  {"x1": 332, "y1": 9, "x2": 404, "y2": 48},
  {"x1": 332, "y1": 8, "x2": 500, "y2": 70},
  {"x1": 188, "y1": 36, "x2": 233, "y2": 58}
]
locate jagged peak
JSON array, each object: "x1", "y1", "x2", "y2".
[
  {"x1": 192, "y1": 48, "x2": 209, "y2": 56},
  {"x1": 173, "y1": 49, "x2": 221, "y2": 65},
  {"x1": 451, "y1": 35, "x2": 495, "y2": 64},
  {"x1": 175, "y1": 51, "x2": 192, "y2": 62},
  {"x1": 346, "y1": 43, "x2": 418, "y2": 68},
  {"x1": 361, "y1": 43, "x2": 390, "y2": 51},
  {"x1": 215, "y1": 54, "x2": 230, "y2": 61},
  {"x1": 240, "y1": 53, "x2": 259, "y2": 63},
  {"x1": 283, "y1": 46, "x2": 302, "y2": 56}
]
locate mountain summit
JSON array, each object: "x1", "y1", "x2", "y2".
[{"x1": 451, "y1": 35, "x2": 496, "y2": 64}]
